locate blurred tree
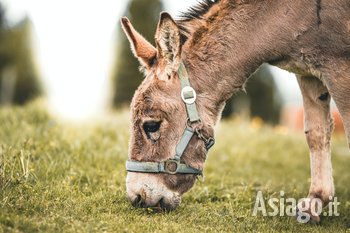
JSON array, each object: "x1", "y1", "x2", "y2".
[
  {"x1": 222, "y1": 64, "x2": 282, "y2": 124},
  {"x1": 0, "y1": 9, "x2": 41, "y2": 106},
  {"x1": 112, "y1": 0, "x2": 163, "y2": 107},
  {"x1": 0, "y1": 3, "x2": 4, "y2": 27}
]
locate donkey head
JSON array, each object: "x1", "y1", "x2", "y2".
[{"x1": 121, "y1": 13, "x2": 214, "y2": 210}]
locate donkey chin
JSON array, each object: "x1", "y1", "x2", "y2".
[{"x1": 126, "y1": 172, "x2": 183, "y2": 211}]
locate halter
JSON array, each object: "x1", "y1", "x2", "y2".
[{"x1": 126, "y1": 62, "x2": 215, "y2": 175}]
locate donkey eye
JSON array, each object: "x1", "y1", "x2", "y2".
[{"x1": 143, "y1": 121, "x2": 161, "y2": 134}]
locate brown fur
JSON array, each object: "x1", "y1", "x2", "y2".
[{"x1": 122, "y1": 0, "x2": 350, "y2": 217}]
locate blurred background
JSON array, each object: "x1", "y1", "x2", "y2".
[{"x1": 0, "y1": 0, "x2": 344, "y2": 133}]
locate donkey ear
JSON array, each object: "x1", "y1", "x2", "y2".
[
  {"x1": 121, "y1": 17, "x2": 157, "y2": 69},
  {"x1": 155, "y1": 12, "x2": 182, "y2": 75}
]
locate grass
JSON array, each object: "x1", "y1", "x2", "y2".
[{"x1": 1, "y1": 100, "x2": 350, "y2": 232}]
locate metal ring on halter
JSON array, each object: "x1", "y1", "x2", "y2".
[
  {"x1": 186, "y1": 118, "x2": 201, "y2": 128},
  {"x1": 181, "y1": 86, "x2": 197, "y2": 104},
  {"x1": 164, "y1": 160, "x2": 180, "y2": 175}
]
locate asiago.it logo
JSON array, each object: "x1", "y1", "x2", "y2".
[{"x1": 252, "y1": 191, "x2": 340, "y2": 223}]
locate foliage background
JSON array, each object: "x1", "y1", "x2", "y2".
[
  {"x1": 112, "y1": 0, "x2": 163, "y2": 107},
  {"x1": 0, "y1": 4, "x2": 41, "y2": 106}
]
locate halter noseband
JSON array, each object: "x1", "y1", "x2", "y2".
[{"x1": 126, "y1": 62, "x2": 215, "y2": 175}]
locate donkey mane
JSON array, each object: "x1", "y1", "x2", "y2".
[
  {"x1": 179, "y1": 0, "x2": 220, "y2": 22},
  {"x1": 177, "y1": 0, "x2": 221, "y2": 44}
]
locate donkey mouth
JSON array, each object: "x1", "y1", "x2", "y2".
[{"x1": 130, "y1": 193, "x2": 181, "y2": 211}]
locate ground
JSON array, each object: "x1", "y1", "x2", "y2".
[{"x1": 1, "y1": 100, "x2": 350, "y2": 232}]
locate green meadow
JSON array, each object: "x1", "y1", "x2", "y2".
[{"x1": 1, "y1": 101, "x2": 350, "y2": 232}]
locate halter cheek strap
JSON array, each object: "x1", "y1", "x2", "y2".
[
  {"x1": 125, "y1": 62, "x2": 215, "y2": 175},
  {"x1": 178, "y1": 62, "x2": 200, "y2": 123}
]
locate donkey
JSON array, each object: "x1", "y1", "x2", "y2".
[{"x1": 121, "y1": 0, "x2": 350, "y2": 222}]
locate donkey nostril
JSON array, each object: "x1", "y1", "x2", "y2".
[
  {"x1": 135, "y1": 194, "x2": 142, "y2": 204},
  {"x1": 131, "y1": 194, "x2": 142, "y2": 207}
]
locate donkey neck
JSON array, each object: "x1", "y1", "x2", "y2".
[{"x1": 179, "y1": 0, "x2": 319, "y2": 124}]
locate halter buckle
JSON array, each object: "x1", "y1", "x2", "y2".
[
  {"x1": 164, "y1": 160, "x2": 180, "y2": 175},
  {"x1": 195, "y1": 128, "x2": 215, "y2": 151},
  {"x1": 181, "y1": 86, "x2": 197, "y2": 104},
  {"x1": 205, "y1": 137, "x2": 215, "y2": 150}
]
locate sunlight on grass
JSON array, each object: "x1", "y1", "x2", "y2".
[{"x1": 0, "y1": 100, "x2": 349, "y2": 232}]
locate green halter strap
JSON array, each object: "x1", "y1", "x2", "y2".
[
  {"x1": 178, "y1": 62, "x2": 200, "y2": 123},
  {"x1": 125, "y1": 62, "x2": 215, "y2": 175}
]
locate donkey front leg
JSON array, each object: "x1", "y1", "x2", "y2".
[{"x1": 297, "y1": 75, "x2": 334, "y2": 223}]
